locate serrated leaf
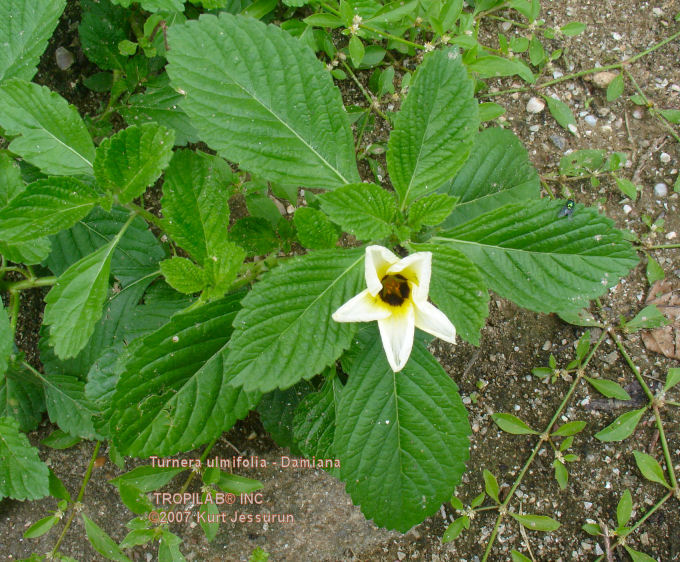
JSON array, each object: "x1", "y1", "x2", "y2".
[
  {"x1": 553, "y1": 459, "x2": 568, "y2": 489},
  {"x1": 0, "y1": 177, "x2": 101, "y2": 243},
  {"x1": 0, "y1": 362, "x2": 44, "y2": 431},
  {"x1": 335, "y1": 330, "x2": 470, "y2": 532},
  {"x1": 94, "y1": 124, "x2": 175, "y2": 205},
  {"x1": 158, "y1": 530, "x2": 185, "y2": 561},
  {"x1": 82, "y1": 514, "x2": 132, "y2": 562},
  {"x1": 109, "y1": 466, "x2": 184, "y2": 492},
  {"x1": 167, "y1": 13, "x2": 359, "y2": 189},
  {"x1": 409, "y1": 243, "x2": 488, "y2": 345},
  {"x1": 544, "y1": 96, "x2": 577, "y2": 134},
  {"x1": 594, "y1": 407, "x2": 645, "y2": 442},
  {"x1": 529, "y1": 35, "x2": 545, "y2": 66},
  {"x1": 387, "y1": 48, "x2": 478, "y2": 208},
  {"x1": 79, "y1": 0, "x2": 130, "y2": 71},
  {"x1": 407, "y1": 194, "x2": 457, "y2": 230},
  {"x1": 625, "y1": 304, "x2": 669, "y2": 332},
  {"x1": 483, "y1": 469, "x2": 500, "y2": 503},
  {"x1": 230, "y1": 217, "x2": 278, "y2": 257},
  {"x1": 39, "y1": 373, "x2": 102, "y2": 439},
  {"x1": 510, "y1": 512, "x2": 560, "y2": 531},
  {"x1": 202, "y1": 240, "x2": 245, "y2": 300},
  {"x1": 617, "y1": 489, "x2": 632, "y2": 527},
  {"x1": 633, "y1": 451, "x2": 671, "y2": 488},
  {"x1": 225, "y1": 249, "x2": 365, "y2": 392},
  {"x1": 0, "y1": 416, "x2": 50, "y2": 501},
  {"x1": 110, "y1": 295, "x2": 260, "y2": 456},
  {"x1": 664, "y1": 367, "x2": 680, "y2": 392},
  {"x1": 492, "y1": 413, "x2": 539, "y2": 435},
  {"x1": 0, "y1": 79, "x2": 95, "y2": 176},
  {"x1": 118, "y1": 481, "x2": 154, "y2": 514},
  {"x1": 119, "y1": 529, "x2": 156, "y2": 549},
  {"x1": 624, "y1": 546, "x2": 658, "y2": 562},
  {"x1": 0, "y1": 152, "x2": 24, "y2": 207},
  {"x1": 440, "y1": 128, "x2": 540, "y2": 229},
  {"x1": 442, "y1": 515, "x2": 469, "y2": 542},
  {"x1": 246, "y1": 193, "x2": 281, "y2": 226},
  {"x1": 293, "y1": 207, "x2": 339, "y2": 249},
  {"x1": 160, "y1": 257, "x2": 207, "y2": 294},
  {"x1": 552, "y1": 421, "x2": 586, "y2": 437},
  {"x1": 0, "y1": 0, "x2": 65, "y2": 82},
  {"x1": 435, "y1": 199, "x2": 638, "y2": 315},
  {"x1": 585, "y1": 377, "x2": 631, "y2": 400},
  {"x1": 318, "y1": 183, "x2": 397, "y2": 240}
]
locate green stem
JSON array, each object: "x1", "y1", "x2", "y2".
[
  {"x1": 611, "y1": 330, "x2": 655, "y2": 403},
  {"x1": 125, "y1": 201, "x2": 164, "y2": 230},
  {"x1": 5, "y1": 276, "x2": 57, "y2": 292},
  {"x1": 340, "y1": 60, "x2": 388, "y2": 120},
  {"x1": 177, "y1": 438, "x2": 219, "y2": 495},
  {"x1": 652, "y1": 404, "x2": 678, "y2": 490},
  {"x1": 624, "y1": 69, "x2": 680, "y2": 143},
  {"x1": 642, "y1": 243, "x2": 680, "y2": 250},
  {"x1": 666, "y1": 400, "x2": 680, "y2": 407},
  {"x1": 51, "y1": 441, "x2": 102, "y2": 557},
  {"x1": 8, "y1": 290, "x2": 20, "y2": 335}
]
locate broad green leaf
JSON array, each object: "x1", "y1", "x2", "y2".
[
  {"x1": 560, "y1": 22, "x2": 586, "y2": 36},
  {"x1": 0, "y1": 416, "x2": 50, "y2": 501},
  {"x1": 335, "y1": 330, "x2": 470, "y2": 532},
  {"x1": 491, "y1": 413, "x2": 539, "y2": 435},
  {"x1": 659, "y1": 109, "x2": 680, "y2": 123},
  {"x1": 440, "y1": 128, "x2": 540, "y2": 229},
  {"x1": 0, "y1": 0, "x2": 65, "y2": 82},
  {"x1": 167, "y1": 13, "x2": 359, "y2": 189},
  {"x1": 617, "y1": 489, "x2": 632, "y2": 527},
  {"x1": 0, "y1": 304, "x2": 10, "y2": 376},
  {"x1": 435, "y1": 199, "x2": 638, "y2": 315},
  {"x1": 109, "y1": 466, "x2": 184, "y2": 492},
  {"x1": 79, "y1": 0, "x2": 130, "y2": 72},
  {"x1": 202, "y1": 240, "x2": 246, "y2": 301},
  {"x1": 225, "y1": 249, "x2": 365, "y2": 392},
  {"x1": 483, "y1": 469, "x2": 500, "y2": 503},
  {"x1": 82, "y1": 514, "x2": 132, "y2": 562},
  {"x1": 246, "y1": 193, "x2": 282, "y2": 226},
  {"x1": 468, "y1": 55, "x2": 535, "y2": 83},
  {"x1": 551, "y1": 420, "x2": 586, "y2": 437},
  {"x1": 585, "y1": 377, "x2": 631, "y2": 400},
  {"x1": 0, "y1": 361, "x2": 44, "y2": 431},
  {"x1": 94, "y1": 124, "x2": 175, "y2": 204},
  {"x1": 442, "y1": 515, "x2": 469, "y2": 542},
  {"x1": 230, "y1": 217, "x2": 278, "y2": 257},
  {"x1": 24, "y1": 515, "x2": 59, "y2": 538},
  {"x1": 119, "y1": 529, "x2": 156, "y2": 549},
  {"x1": 607, "y1": 73, "x2": 624, "y2": 101},
  {"x1": 0, "y1": 152, "x2": 24, "y2": 206},
  {"x1": 160, "y1": 257, "x2": 207, "y2": 294},
  {"x1": 110, "y1": 295, "x2": 260, "y2": 456},
  {"x1": 41, "y1": 428, "x2": 81, "y2": 449},
  {"x1": 43, "y1": 238, "x2": 120, "y2": 359},
  {"x1": 40, "y1": 373, "x2": 102, "y2": 439},
  {"x1": 664, "y1": 367, "x2": 680, "y2": 392},
  {"x1": 318, "y1": 183, "x2": 397, "y2": 241},
  {"x1": 559, "y1": 149, "x2": 604, "y2": 176},
  {"x1": 510, "y1": 512, "x2": 560, "y2": 531},
  {"x1": 0, "y1": 79, "x2": 95, "y2": 176},
  {"x1": 544, "y1": 96, "x2": 577, "y2": 134},
  {"x1": 118, "y1": 482, "x2": 154, "y2": 514},
  {"x1": 293, "y1": 207, "x2": 339, "y2": 249},
  {"x1": 0, "y1": 178, "x2": 101, "y2": 243},
  {"x1": 407, "y1": 194, "x2": 457, "y2": 230},
  {"x1": 302, "y1": 13, "x2": 345, "y2": 27},
  {"x1": 158, "y1": 530, "x2": 185, "y2": 561},
  {"x1": 0, "y1": 238, "x2": 51, "y2": 265},
  {"x1": 595, "y1": 407, "x2": 645, "y2": 442},
  {"x1": 387, "y1": 48, "x2": 478, "y2": 207},
  {"x1": 624, "y1": 546, "x2": 659, "y2": 562},
  {"x1": 624, "y1": 304, "x2": 669, "y2": 332},
  {"x1": 528, "y1": 35, "x2": 545, "y2": 66},
  {"x1": 409, "y1": 243, "x2": 488, "y2": 345},
  {"x1": 633, "y1": 451, "x2": 671, "y2": 488},
  {"x1": 645, "y1": 254, "x2": 665, "y2": 285}
]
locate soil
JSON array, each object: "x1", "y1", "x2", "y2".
[{"x1": 1, "y1": 0, "x2": 679, "y2": 561}]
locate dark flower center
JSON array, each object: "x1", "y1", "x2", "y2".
[{"x1": 379, "y1": 274, "x2": 410, "y2": 306}]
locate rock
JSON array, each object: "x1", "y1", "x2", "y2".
[
  {"x1": 654, "y1": 183, "x2": 668, "y2": 197},
  {"x1": 633, "y1": 109, "x2": 643, "y2": 119},
  {"x1": 611, "y1": 32, "x2": 622, "y2": 41},
  {"x1": 584, "y1": 115, "x2": 597, "y2": 127},
  {"x1": 529, "y1": 124, "x2": 540, "y2": 132},
  {"x1": 660, "y1": 152, "x2": 671, "y2": 164},
  {"x1": 591, "y1": 71, "x2": 618, "y2": 88},
  {"x1": 526, "y1": 97, "x2": 545, "y2": 113},
  {"x1": 55, "y1": 46, "x2": 74, "y2": 70},
  {"x1": 596, "y1": 106, "x2": 610, "y2": 117},
  {"x1": 550, "y1": 135, "x2": 567, "y2": 150},
  {"x1": 623, "y1": 204, "x2": 632, "y2": 214}
]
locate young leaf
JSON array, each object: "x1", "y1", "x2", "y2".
[
  {"x1": 0, "y1": 79, "x2": 95, "y2": 176},
  {"x1": 659, "y1": 108, "x2": 680, "y2": 123},
  {"x1": 478, "y1": 102, "x2": 506, "y2": 121},
  {"x1": 81, "y1": 514, "x2": 132, "y2": 562},
  {"x1": 529, "y1": 35, "x2": 545, "y2": 66},
  {"x1": 606, "y1": 73, "x2": 624, "y2": 101},
  {"x1": 633, "y1": 451, "x2": 671, "y2": 488},
  {"x1": 442, "y1": 515, "x2": 469, "y2": 542},
  {"x1": 440, "y1": 128, "x2": 540, "y2": 229},
  {"x1": 645, "y1": 254, "x2": 665, "y2": 285},
  {"x1": 167, "y1": 13, "x2": 359, "y2": 189},
  {"x1": 511, "y1": 551, "x2": 532, "y2": 562},
  {"x1": 109, "y1": 466, "x2": 184, "y2": 492},
  {"x1": 160, "y1": 257, "x2": 207, "y2": 294},
  {"x1": 582, "y1": 522, "x2": 601, "y2": 536},
  {"x1": 230, "y1": 217, "x2": 278, "y2": 257},
  {"x1": 110, "y1": 294, "x2": 260, "y2": 456},
  {"x1": 335, "y1": 330, "x2": 470, "y2": 532},
  {"x1": 41, "y1": 428, "x2": 81, "y2": 450},
  {"x1": 0, "y1": 178, "x2": 101, "y2": 243},
  {"x1": 510, "y1": 512, "x2": 561, "y2": 531},
  {"x1": 467, "y1": 55, "x2": 535, "y2": 84},
  {"x1": 199, "y1": 496, "x2": 220, "y2": 541},
  {"x1": 224, "y1": 249, "x2": 365, "y2": 392},
  {"x1": 407, "y1": 194, "x2": 457, "y2": 230},
  {"x1": 491, "y1": 413, "x2": 539, "y2": 435},
  {"x1": 575, "y1": 330, "x2": 591, "y2": 360},
  {"x1": 544, "y1": 95, "x2": 578, "y2": 134},
  {"x1": 617, "y1": 489, "x2": 632, "y2": 527},
  {"x1": 119, "y1": 529, "x2": 156, "y2": 549},
  {"x1": 349, "y1": 35, "x2": 365, "y2": 67},
  {"x1": 624, "y1": 304, "x2": 669, "y2": 332},
  {"x1": 560, "y1": 22, "x2": 586, "y2": 36},
  {"x1": 664, "y1": 367, "x2": 680, "y2": 392},
  {"x1": 158, "y1": 529, "x2": 185, "y2": 561},
  {"x1": 79, "y1": 0, "x2": 130, "y2": 71},
  {"x1": 614, "y1": 177, "x2": 639, "y2": 200},
  {"x1": 216, "y1": 472, "x2": 263, "y2": 495},
  {"x1": 202, "y1": 240, "x2": 246, "y2": 301},
  {"x1": 23, "y1": 515, "x2": 59, "y2": 538},
  {"x1": 551, "y1": 421, "x2": 586, "y2": 437},
  {"x1": 585, "y1": 377, "x2": 631, "y2": 401},
  {"x1": 553, "y1": 459, "x2": 568, "y2": 489},
  {"x1": 437, "y1": 199, "x2": 638, "y2": 315},
  {"x1": 594, "y1": 407, "x2": 646, "y2": 442},
  {"x1": 483, "y1": 469, "x2": 500, "y2": 503},
  {"x1": 387, "y1": 47, "x2": 478, "y2": 207},
  {"x1": 118, "y1": 482, "x2": 154, "y2": 514},
  {"x1": 293, "y1": 207, "x2": 339, "y2": 249},
  {"x1": 624, "y1": 546, "x2": 659, "y2": 562},
  {"x1": 0, "y1": 416, "x2": 50, "y2": 501},
  {"x1": 318, "y1": 183, "x2": 397, "y2": 241}
]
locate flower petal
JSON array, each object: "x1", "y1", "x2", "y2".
[
  {"x1": 378, "y1": 305, "x2": 415, "y2": 372},
  {"x1": 333, "y1": 289, "x2": 391, "y2": 322},
  {"x1": 365, "y1": 245, "x2": 399, "y2": 296},
  {"x1": 413, "y1": 300, "x2": 456, "y2": 344},
  {"x1": 387, "y1": 251, "x2": 432, "y2": 299}
]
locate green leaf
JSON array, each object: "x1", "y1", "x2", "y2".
[
  {"x1": 624, "y1": 304, "x2": 669, "y2": 332},
  {"x1": 624, "y1": 546, "x2": 658, "y2": 562},
  {"x1": 607, "y1": 73, "x2": 624, "y2": 101},
  {"x1": 167, "y1": 13, "x2": 359, "y2": 189},
  {"x1": 468, "y1": 55, "x2": 535, "y2": 83},
  {"x1": 160, "y1": 257, "x2": 207, "y2": 294},
  {"x1": 664, "y1": 367, "x2": 680, "y2": 392},
  {"x1": 551, "y1": 421, "x2": 586, "y2": 437},
  {"x1": 553, "y1": 459, "x2": 568, "y2": 489},
  {"x1": 215, "y1": 472, "x2": 263, "y2": 495},
  {"x1": 23, "y1": 515, "x2": 59, "y2": 538},
  {"x1": 0, "y1": 79, "x2": 95, "y2": 176},
  {"x1": 0, "y1": 238, "x2": 51, "y2": 265},
  {"x1": 158, "y1": 529, "x2": 185, "y2": 562},
  {"x1": 0, "y1": 0, "x2": 65, "y2": 82},
  {"x1": 81, "y1": 514, "x2": 132, "y2": 562},
  {"x1": 659, "y1": 108, "x2": 680, "y2": 124},
  {"x1": 110, "y1": 295, "x2": 259, "y2": 456},
  {"x1": 585, "y1": 377, "x2": 631, "y2": 400},
  {"x1": 470, "y1": 491, "x2": 485, "y2": 508},
  {"x1": 511, "y1": 551, "x2": 532, "y2": 562},
  {"x1": 41, "y1": 428, "x2": 81, "y2": 449},
  {"x1": 0, "y1": 304, "x2": 11, "y2": 377},
  {"x1": 0, "y1": 360, "x2": 45, "y2": 432},
  {"x1": 617, "y1": 489, "x2": 632, "y2": 527},
  {"x1": 442, "y1": 515, "x2": 469, "y2": 542},
  {"x1": 43, "y1": 237, "x2": 120, "y2": 359},
  {"x1": 559, "y1": 150, "x2": 604, "y2": 175},
  {"x1": 302, "y1": 13, "x2": 345, "y2": 27},
  {"x1": 582, "y1": 522, "x2": 601, "y2": 536},
  {"x1": 79, "y1": 0, "x2": 130, "y2": 72},
  {"x1": 230, "y1": 217, "x2": 278, "y2": 257},
  {"x1": 594, "y1": 407, "x2": 646, "y2": 442},
  {"x1": 560, "y1": 22, "x2": 586, "y2": 36},
  {"x1": 491, "y1": 413, "x2": 539, "y2": 435},
  {"x1": 510, "y1": 512, "x2": 560, "y2": 531},
  {"x1": 94, "y1": 124, "x2": 175, "y2": 205},
  {"x1": 199, "y1": 495, "x2": 220, "y2": 541},
  {"x1": 0, "y1": 152, "x2": 24, "y2": 207},
  {"x1": 246, "y1": 193, "x2": 282, "y2": 226},
  {"x1": 293, "y1": 207, "x2": 339, "y2": 249},
  {"x1": 41, "y1": 374, "x2": 102, "y2": 439},
  {"x1": 202, "y1": 240, "x2": 246, "y2": 301},
  {"x1": 0, "y1": 178, "x2": 101, "y2": 243},
  {"x1": 436, "y1": 199, "x2": 638, "y2": 315},
  {"x1": 645, "y1": 254, "x2": 665, "y2": 285},
  {"x1": 335, "y1": 331, "x2": 470, "y2": 532},
  {"x1": 483, "y1": 469, "x2": 500, "y2": 503},
  {"x1": 478, "y1": 102, "x2": 506, "y2": 121},
  {"x1": 109, "y1": 466, "x2": 184, "y2": 492},
  {"x1": 119, "y1": 529, "x2": 156, "y2": 549},
  {"x1": 409, "y1": 243, "x2": 489, "y2": 345},
  {"x1": 633, "y1": 451, "x2": 671, "y2": 488},
  {"x1": 225, "y1": 249, "x2": 365, "y2": 392},
  {"x1": 349, "y1": 35, "x2": 365, "y2": 67},
  {"x1": 529, "y1": 35, "x2": 545, "y2": 66},
  {"x1": 407, "y1": 194, "x2": 457, "y2": 230},
  {"x1": 440, "y1": 128, "x2": 540, "y2": 229},
  {"x1": 0, "y1": 416, "x2": 50, "y2": 501},
  {"x1": 544, "y1": 95, "x2": 578, "y2": 134},
  {"x1": 318, "y1": 183, "x2": 397, "y2": 241},
  {"x1": 614, "y1": 177, "x2": 639, "y2": 200},
  {"x1": 387, "y1": 48, "x2": 478, "y2": 207},
  {"x1": 118, "y1": 481, "x2": 154, "y2": 514}
]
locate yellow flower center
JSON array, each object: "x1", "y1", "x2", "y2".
[{"x1": 379, "y1": 274, "x2": 410, "y2": 307}]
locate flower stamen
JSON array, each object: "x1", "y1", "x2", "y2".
[{"x1": 379, "y1": 274, "x2": 410, "y2": 306}]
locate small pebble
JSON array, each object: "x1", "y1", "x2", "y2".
[
  {"x1": 654, "y1": 182, "x2": 668, "y2": 197},
  {"x1": 623, "y1": 204, "x2": 632, "y2": 214},
  {"x1": 652, "y1": 7, "x2": 663, "y2": 16},
  {"x1": 611, "y1": 32, "x2": 622, "y2": 41},
  {"x1": 55, "y1": 46, "x2": 74, "y2": 70},
  {"x1": 542, "y1": 340, "x2": 552, "y2": 351},
  {"x1": 550, "y1": 135, "x2": 567, "y2": 150},
  {"x1": 529, "y1": 124, "x2": 540, "y2": 132},
  {"x1": 633, "y1": 109, "x2": 643, "y2": 119},
  {"x1": 584, "y1": 115, "x2": 597, "y2": 127},
  {"x1": 526, "y1": 97, "x2": 545, "y2": 113},
  {"x1": 660, "y1": 152, "x2": 671, "y2": 163},
  {"x1": 666, "y1": 231, "x2": 677, "y2": 240},
  {"x1": 591, "y1": 71, "x2": 617, "y2": 88}
]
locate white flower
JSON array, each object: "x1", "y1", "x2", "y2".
[{"x1": 333, "y1": 245, "x2": 456, "y2": 372}]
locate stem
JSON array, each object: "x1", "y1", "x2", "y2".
[
  {"x1": 642, "y1": 243, "x2": 680, "y2": 250},
  {"x1": 340, "y1": 59, "x2": 388, "y2": 120},
  {"x1": 611, "y1": 331, "x2": 655, "y2": 403},
  {"x1": 177, "y1": 438, "x2": 219, "y2": 495},
  {"x1": 51, "y1": 441, "x2": 102, "y2": 557},
  {"x1": 652, "y1": 404, "x2": 678, "y2": 490},
  {"x1": 8, "y1": 290, "x2": 20, "y2": 335},
  {"x1": 624, "y1": 69, "x2": 680, "y2": 143},
  {"x1": 5, "y1": 276, "x2": 57, "y2": 292},
  {"x1": 125, "y1": 201, "x2": 164, "y2": 230}
]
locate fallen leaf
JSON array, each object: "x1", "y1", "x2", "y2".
[{"x1": 641, "y1": 279, "x2": 680, "y2": 359}]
